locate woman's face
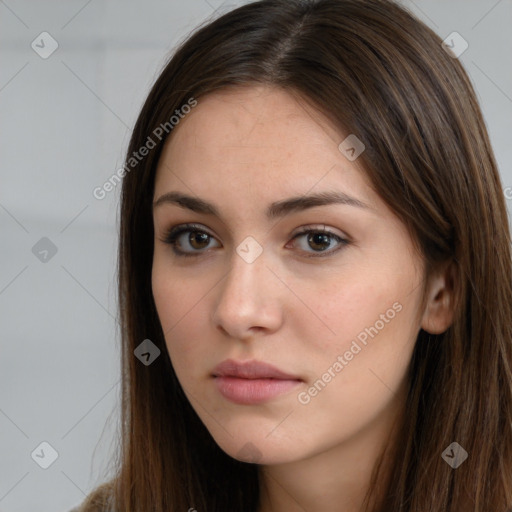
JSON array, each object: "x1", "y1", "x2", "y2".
[{"x1": 152, "y1": 85, "x2": 427, "y2": 465}]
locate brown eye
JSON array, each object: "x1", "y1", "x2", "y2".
[
  {"x1": 188, "y1": 231, "x2": 210, "y2": 250},
  {"x1": 162, "y1": 223, "x2": 349, "y2": 259},
  {"x1": 163, "y1": 224, "x2": 220, "y2": 257},
  {"x1": 306, "y1": 232, "x2": 332, "y2": 252},
  {"x1": 290, "y1": 227, "x2": 349, "y2": 258}
]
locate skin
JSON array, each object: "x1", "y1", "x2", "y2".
[{"x1": 151, "y1": 85, "x2": 455, "y2": 512}]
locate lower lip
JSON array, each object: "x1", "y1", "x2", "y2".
[{"x1": 213, "y1": 376, "x2": 301, "y2": 404}]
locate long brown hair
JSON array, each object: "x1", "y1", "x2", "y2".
[{"x1": 79, "y1": 0, "x2": 512, "y2": 510}]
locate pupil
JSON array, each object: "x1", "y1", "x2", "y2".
[
  {"x1": 191, "y1": 232, "x2": 209, "y2": 249},
  {"x1": 309, "y1": 233, "x2": 330, "y2": 251}
]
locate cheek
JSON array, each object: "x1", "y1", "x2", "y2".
[
  {"x1": 306, "y1": 274, "x2": 400, "y2": 351},
  {"x1": 152, "y1": 254, "x2": 207, "y2": 333},
  {"x1": 294, "y1": 289, "x2": 417, "y2": 443},
  {"x1": 303, "y1": 264, "x2": 420, "y2": 383},
  {"x1": 151, "y1": 259, "x2": 218, "y2": 385}
]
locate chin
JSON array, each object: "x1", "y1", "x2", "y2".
[{"x1": 213, "y1": 434, "x2": 304, "y2": 465}]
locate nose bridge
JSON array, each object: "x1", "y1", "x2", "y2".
[
  {"x1": 222, "y1": 241, "x2": 268, "y2": 304},
  {"x1": 212, "y1": 238, "x2": 282, "y2": 336}
]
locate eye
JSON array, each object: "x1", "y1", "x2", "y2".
[
  {"x1": 288, "y1": 225, "x2": 349, "y2": 258},
  {"x1": 161, "y1": 223, "x2": 220, "y2": 257},
  {"x1": 160, "y1": 223, "x2": 349, "y2": 258}
]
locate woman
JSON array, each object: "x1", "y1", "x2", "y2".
[{"x1": 71, "y1": 0, "x2": 512, "y2": 510}]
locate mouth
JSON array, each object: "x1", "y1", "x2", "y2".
[{"x1": 212, "y1": 359, "x2": 303, "y2": 405}]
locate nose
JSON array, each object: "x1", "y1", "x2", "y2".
[{"x1": 211, "y1": 246, "x2": 284, "y2": 340}]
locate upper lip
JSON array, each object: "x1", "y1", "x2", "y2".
[{"x1": 212, "y1": 359, "x2": 302, "y2": 380}]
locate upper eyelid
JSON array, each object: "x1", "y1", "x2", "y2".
[
  {"x1": 165, "y1": 223, "x2": 347, "y2": 241},
  {"x1": 167, "y1": 223, "x2": 218, "y2": 241}
]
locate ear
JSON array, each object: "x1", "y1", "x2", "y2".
[{"x1": 420, "y1": 260, "x2": 457, "y2": 335}]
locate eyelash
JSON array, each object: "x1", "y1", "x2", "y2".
[{"x1": 160, "y1": 223, "x2": 350, "y2": 259}]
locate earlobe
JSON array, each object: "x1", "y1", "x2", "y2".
[{"x1": 420, "y1": 261, "x2": 457, "y2": 335}]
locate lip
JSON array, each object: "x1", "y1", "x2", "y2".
[
  {"x1": 212, "y1": 359, "x2": 301, "y2": 380},
  {"x1": 212, "y1": 359, "x2": 302, "y2": 405}
]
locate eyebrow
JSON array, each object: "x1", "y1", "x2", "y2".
[{"x1": 153, "y1": 190, "x2": 371, "y2": 219}]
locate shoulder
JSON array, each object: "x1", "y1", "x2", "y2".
[{"x1": 68, "y1": 480, "x2": 116, "y2": 512}]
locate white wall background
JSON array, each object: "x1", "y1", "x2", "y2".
[{"x1": 0, "y1": 1, "x2": 511, "y2": 511}]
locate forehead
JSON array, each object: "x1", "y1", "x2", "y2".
[
  {"x1": 153, "y1": 85, "x2": 375, "y2": 213},
  {"x1": 160, "y1": 85, "x2": 342, "y2": 157}
]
